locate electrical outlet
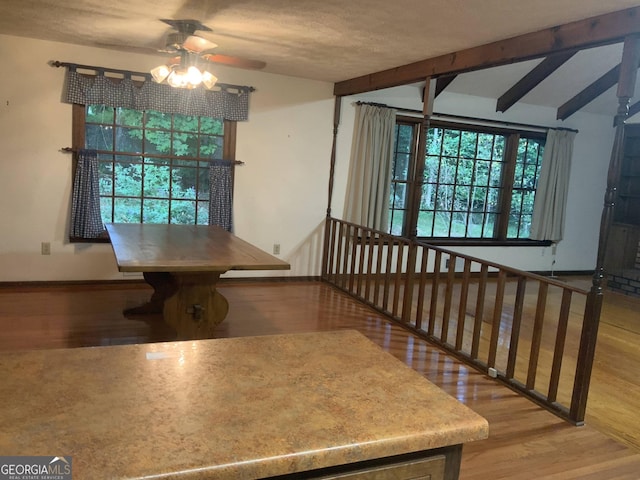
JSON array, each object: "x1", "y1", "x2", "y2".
[
  {"x1": 41, "y1": 242, "x2": 51, "y2": 255},
  {"x1": 273, "y1": 243, "x2": 280, "y2": 255}
]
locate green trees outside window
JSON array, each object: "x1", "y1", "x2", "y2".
[
  {"x1": 390, "y1": 118, "x2": 545, "y2": 241},
  {"x1": 84, "y1": 105, "x2": 226, "y2": 225}
]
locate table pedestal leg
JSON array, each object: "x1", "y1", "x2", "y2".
[
  {"x1": 124, "y1": 272, "x2": 177, "y2": 315},
  {"x1": 123, "y1": 272, "x2": 229, "y2": 339}
]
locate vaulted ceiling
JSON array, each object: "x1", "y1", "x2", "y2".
[{"x1": 2, "y1": 1, "x2": 640, "y2": 117}]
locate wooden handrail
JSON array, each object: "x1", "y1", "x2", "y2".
[{"x1": 322, "y1": 216, "x2": 596, "y2": 424}]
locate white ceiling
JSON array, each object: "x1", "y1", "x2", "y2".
[{"x1": 1, "y1": 1, "x2": 639, "y2": 116}]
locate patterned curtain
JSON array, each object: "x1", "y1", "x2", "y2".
[
  {"x1": 70, "y1": 149, "x2": 105, "y2": 239},
  {"x1": 209, "y1": 160, "x2": 234, "y2": 232},
  {"x1": 63, "y1": 69, "x2": 250, "y2": 121}
]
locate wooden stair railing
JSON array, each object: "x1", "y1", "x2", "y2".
[{"x1": 321, "y1": 216, "x2": 594, "y2": 425}]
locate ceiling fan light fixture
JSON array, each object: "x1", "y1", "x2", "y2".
[
  {"x1": 150, "y1": 64, "x2": 171, "y2": 83},
  {"x1": 201, "y1": 70, "x2": 218, "y2": 90},
  {"x1": 151, "y1": 63, "x2": 216, "y2": 90}
]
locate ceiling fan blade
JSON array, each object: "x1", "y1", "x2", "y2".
[
  {"x1": 182, "y1": 35, "x2": 218, "y2": 53},
  {"x1": 201, "y1": 53, "x2": 266, "y2": 70}
]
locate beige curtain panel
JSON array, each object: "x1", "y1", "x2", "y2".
[
  {"x1": 530, "y1": 129, "x2": 577, "y2": 242},
  {"x1": 343, "y1": 104, "x2": 396, "y2": 230}
]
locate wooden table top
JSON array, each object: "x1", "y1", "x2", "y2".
[
  {"x1": 0, "y1": 330, "x2": 488, "y2": 479},
  {"x1": 106, "y1": 223, "x2": 290, "y2": 273}
]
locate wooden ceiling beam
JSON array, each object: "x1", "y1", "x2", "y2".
[
  {"x1": 556, "y1": 64, "x2": 622, "y2": 120},
  {"x1": 496, "y1": 52, "x2": 576, "y2": 112},
  {"x1": 334, "y1": 7, "x2": 640, "y2": 96},
  {"x1": 435, "y1": 75, "x2": 457, "y2": 98}
]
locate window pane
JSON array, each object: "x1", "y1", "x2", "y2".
[
  {"x1": 174, "y1": 115, "x2": 199, "y2": 133},
  {"x1": 477, "y1": 134, "x2": 495, "y2": 160},
  {"x1": 115, "y1": 127, "x2": 142, "y2": 153},
  {"x1": 436, "y1": 185, "x2": 453, "y2": 210},
  {"x1": 198, "y1": 169, "x2": 210, "y2": 200},
  {"x1": 391, "y1": 182, "x2": 407, "y2": 209},
  {"x1": 451, "y1": 212, "x2": 467, "y2": 237},
  {"x1": 201, "y1": 117, "x2": 223, "y2": 134},
  {"x1": 433, "y1": 212, "x2": 451, "y2": 236},
  {"x1": 393, "y1": 153, "x2": 410, "y2": 180},
  {"x1": 98, "y1": 161, "x2": 113, "y2": 196},
  {"x1": 442, "y1": 129, "x2": 461, "y2": 157},
  {"x1": 197, "y1": 201, "x2": 209, "y2": 225},
  {"x1": 454, "y1": 185, "x2": 471, "y2": 210},
  {"x1": 86, "y1": 125, "x2": 113, "y2": 150},
  {"x1": 143, "y1": 200, "x2": 169, "y2": 223},
  {"x1": 460, "y1": 131, "x2": 478, "y2": 159},
  {"x1": 114, "y1": 198, "x2": 141, "y2": 223},
  {"x1": 144, "y1": 131, "x2": 171, "y2": 155},
  {"x1": 173, "y1": 132, "x2": 198, "y2": 157},
  {"x1": 416, "y1": 211, "x2": 434, "y2": 237},
  {"x1": 145, "y1": 110, "x2": 172, "y2": 129},
  {"x1": 143, "y1": 164, "x2": 170, "y2": 198},
  {"x1": 116, "y1": 108, "x2": 143, "y2": 127},
  {"x1": 200, "y1": 135, "x2": 223, "y2": 159},
  {"x1": 114, "y1": 162, "x2": 141, "y2": 197},
  {"x1": 426, "y1": 128, "x2": 443, "y2": 155},
  {"x1": 170, "y1": 200, "x2": 197, "y2": 224},
  {"x1": 172, "y1": 166, "x2": 197, "y2": 199},
  {"x1": 389, "y1": 210, "x2": 405, "y2": 236},
  {"x1": 86, "y1": 105, "x2": 114, "y2": 123},
  {"x1": 100, "y1": 197, "x2": 113, "y2": 223}
]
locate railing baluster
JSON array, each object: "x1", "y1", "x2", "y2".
[
  {"x1": 334, "y1": 221, "x2": 345, "y2": 287},
  {"x1": 392, "y1": 241, "x2": 405, "y2": 318},
  {"x1": 356, "y1": 227, "x2": 367, "y2": 297},
  {"x1": 471, "y1": 264, "x2": 488, "y2": 360},
  {"x1": 506, "y1": 277, "x2": 527, "y2": 379},
  {"x1": 415, "y1": 247, "x2": 430, "y2": 331},
  {"x1": 320, "y1": 217, "x2": 598, "y2": 424},
  {"x1": 340, "y1": 224, "x2": 352, "y2": 290},
  {"x1": 548, "y1": 289, "x2": 572, "y2": 403},
  {"x1": 373, "y1": 234, "x2": 384, "y2": 306},
  {"x1": 364, "y1": 231, "x2": 376, "y2": 303},
  {"x1": 382, "y1": 238, "x2": 394, "y2": 313},
  {"x1": 428, "y1": 250, "x2": 442, "y2": 336},
  {"x1": 488, "y1": 270, "x2": 506, "y2": 369},
  {"x1": 455, "y1": 258, "x2": 472, "y2": 350},
  {"x1": 527, "y1": 282, "x2": 549, "y2": 390},
  {"x1": 348, "y1": 225, "x2": 359, "y2": 294},
  {"x1": 441, "y1": 254, "x2": 456, "y2": 344}
]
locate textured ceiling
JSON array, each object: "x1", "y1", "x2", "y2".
[
  {"x1": 1, "y1": 1, "x2": 640, "y2": 115},
  {"x1": 1, "y1": 0, "x2": 640, "y2": 82}
]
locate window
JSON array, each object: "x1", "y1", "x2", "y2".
[
  {"x1": 72, "y1": 104, "x2": 236, "y2": 226},
  {"x1": 389, "y1": 118, "x2": 545, "y2": 243}
]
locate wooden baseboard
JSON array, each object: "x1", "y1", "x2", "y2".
[{"x1": 0, "y1": 276, "x2": 320, "y2": 290}]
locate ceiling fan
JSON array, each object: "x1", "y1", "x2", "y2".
[{"x1": 151, "y1": 19, "x2": 266, "y2": 89}]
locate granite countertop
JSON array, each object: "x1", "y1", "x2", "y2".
[{"x1": 0, "y1": 330, "x2": 488, "y2": 479}]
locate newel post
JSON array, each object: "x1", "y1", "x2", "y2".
[
  {"x1": 322, "y1": 96, "x2": 343, "y2": 280},
  {"x1": 571, "y1": 35, "x2": 640, "y2": 423}
]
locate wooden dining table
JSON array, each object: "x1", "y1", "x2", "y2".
[{"x1": 106, "y1": 223, "x2": 290, "y2": 339}]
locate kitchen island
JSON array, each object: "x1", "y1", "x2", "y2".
[{"x1": 0, "y1": 330, "x2": 488, "y2": 479}]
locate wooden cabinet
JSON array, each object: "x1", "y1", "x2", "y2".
[{"x1": 269, "y1": 446, "x2": 461, "y2": 480}]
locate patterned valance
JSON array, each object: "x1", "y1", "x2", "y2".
[{"x1": 63, "y1": 69, "x2": 250, "y2": 121}]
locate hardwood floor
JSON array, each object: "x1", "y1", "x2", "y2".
[{"x1": 0, "y1": 279, "x2": 639, "y2": 478}]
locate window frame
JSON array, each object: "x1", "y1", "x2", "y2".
[
  {"x1": 70, "y1": 103, "x2": 237, "y2": 242},
  {"x1": 393, "y1": 116, "x2": 551, "y2": 246}
]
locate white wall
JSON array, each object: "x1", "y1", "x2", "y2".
[
  {"x1": 0, "y1": 34, "x2": 334, "y2": 281},
  {"x1": 333, "y1": 84, "x2": 616, "y2": 272},
  {"x1": 0, "y1": 33, "x2": 618, "y2": 281}
]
